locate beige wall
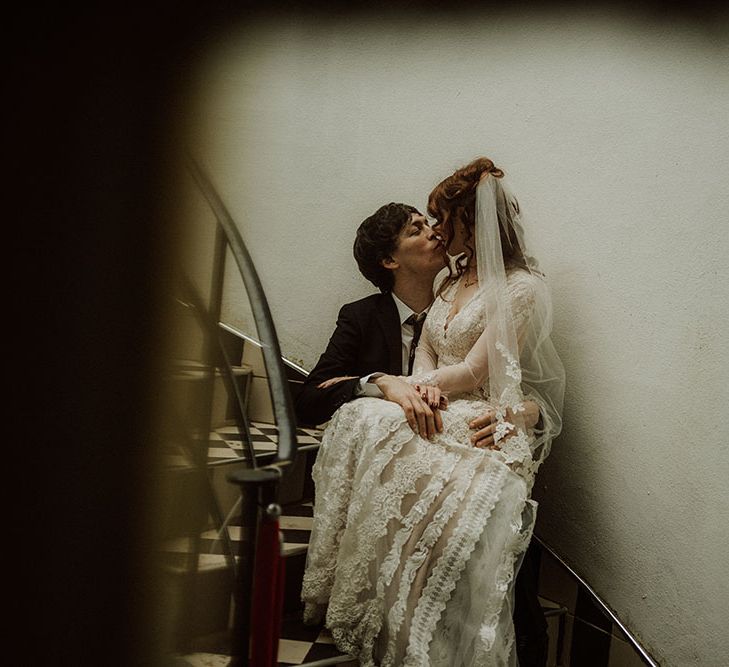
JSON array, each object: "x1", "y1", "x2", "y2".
[{"x1": 185, "y1": 11, "x2": 729, "y2": 665}]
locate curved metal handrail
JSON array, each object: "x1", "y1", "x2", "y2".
[
  {"x1": 187, "y1": 157, "x2": 297, "y2": 467},
  {"x1": 533, "y1": 535, "x2": 658, "y2": 666}
]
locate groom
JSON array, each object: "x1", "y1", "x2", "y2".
[
  {"x1": 295, "y1": 202, "x2": 549, "y2": 666},
  {"x1": 294, "y1": 202, "x2": 446, "y2": 436}
]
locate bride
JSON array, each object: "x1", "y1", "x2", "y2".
[{"x1": 301, "y1": 158, "x2": 565, "y2": 666}]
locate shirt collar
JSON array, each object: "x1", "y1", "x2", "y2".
[{"x1": 391, "y1": 292, "x2": 430, "y2": 327}]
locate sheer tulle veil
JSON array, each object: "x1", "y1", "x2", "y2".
[{"x1": 476, "y1": 174, "x2": 565, "y2": 488}]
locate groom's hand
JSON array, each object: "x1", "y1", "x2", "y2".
[{"x1": 373, "y1": 375, "x2": 443, "y2": 439}]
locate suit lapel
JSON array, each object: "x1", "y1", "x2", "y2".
[{"x1": 377, "y1": 293, "x2": 402, "y2": 375}]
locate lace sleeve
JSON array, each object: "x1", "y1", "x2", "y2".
[
  {"x1": 509, "y1": 273, "x2": 539, "y2": 339},
  {"x1": 409, "y1": 273, "x2": 537, "y2": 394}
]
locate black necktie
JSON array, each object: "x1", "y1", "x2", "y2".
[{"x1": 405, "y1": 312, "x2": 426, "y2": 375}]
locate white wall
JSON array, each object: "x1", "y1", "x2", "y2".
[{"x1": 185, "y1": 10, "x2": 729, "y2": 665}]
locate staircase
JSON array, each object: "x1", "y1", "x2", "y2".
[
  {"x1": 161, "y1": 161, "x2": 652, "y2": 667},
  {"x1": 158, "y1": 159, "x2": 355, "y2": 666},
  {"x1": 160, "y1": 330, "x2": 356, "y2": 666}
]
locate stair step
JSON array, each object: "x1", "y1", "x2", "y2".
[
  {"x1": 212, "y1": 421, "x2": 324, "y2": 460},
  {"x1": 165, "y1": 360, "x2": 254, "y2": 431},
  {"x1": 168, "y1": 360, "x2": 252, "y2": 378},
  {"x1": 176, "y1": 609, "x2": 355, "y2": 666},
  {"x1": 160, "y1": 498, "x2": 315, "y2": 653},
  {"x1": 164, "y1": 421, "x2": 324, "y2": 468},
  {"x1": 166, "y1": 495, "x2": 563, "y2": 665},
  {"x1": 165, "y1": 494, "x2": 352, "y2": 665},
  {"x1": 162, "y1": 499, "x2": 315, "y2": 562}
]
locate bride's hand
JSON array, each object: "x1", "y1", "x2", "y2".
[
  {"x1": 317, "y1": 375, "x2": 358, "y2": 389},
  {"x1": 469, "y1": 419, "x2": 512, "y2": 450},
  {"x1": 414, "y1": 384, "x2": 448, "y2": 411},
  {"x1": 468, "y1": 400, "x2": 540, "y2": 449}
]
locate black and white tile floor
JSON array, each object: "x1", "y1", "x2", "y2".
[
  {"x1": 175, "y1": 498, "x2": 355, "y2": 666},
  {"x1": 208, "y1": 421, "x2": 324, "y2": 462},
  {"x1": 167, "y1": 420, "x2": 352, "y2": 665},
  {"x1": 164, "y1": 421, "x2": 323, "y2": 474}
]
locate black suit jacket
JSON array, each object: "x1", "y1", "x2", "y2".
[{"x1": 295, "y1": 292, "x2": 403, "y2": 427}]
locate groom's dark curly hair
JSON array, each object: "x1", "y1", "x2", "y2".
[{"x1": 353, "y1": 202, "x2": 419, "y2": 292}]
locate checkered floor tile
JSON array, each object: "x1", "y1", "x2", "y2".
[
  {"x1": 163, "y1": 501, "x2": 315, "y2": 562},
  {"x1": 209, "y1": 421, "x2": 324, "y2": 461},
  {"x1": 175, "y1": 497, "x2": 354, "y2": 665},
  {"x1": 178, "y1": 619, "x2": 355, "y2": 666},
  {"x1": 195, "y1": 501, "x2": 314, "y2": 558},
  {"x1": 165, "y1": 421, "x2": 324, "y2": 467},
  {"x1": 276, "y1": 618, "x2": 356, "y2": 665}
]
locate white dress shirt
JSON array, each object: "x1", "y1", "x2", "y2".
[{"x1": 355, "y1": 293, "x2": 430, "y2": 398}]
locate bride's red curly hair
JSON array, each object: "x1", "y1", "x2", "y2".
[{"x1": 427, "y1": 157, "x2": 526, "y2": 295}]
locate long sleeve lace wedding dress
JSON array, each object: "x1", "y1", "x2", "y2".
[{"x1": 302, "y1": 268, "x2": 554, "y2": 666}]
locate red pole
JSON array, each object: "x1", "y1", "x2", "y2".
[{"x1": 250, "y1": 505, "x2": 284, "y2": 667}]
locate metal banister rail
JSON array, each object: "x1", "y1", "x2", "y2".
[
  {"x1": 185, "y1": 159, "x2": 297, "y2": 666},
  {"x1": 188, "y1": 157, "x2": 297, "y2": 467}
]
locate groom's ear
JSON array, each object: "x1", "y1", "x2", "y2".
[{"x1": 381, "y1": 256, "x2": 399, "y2": 271}]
